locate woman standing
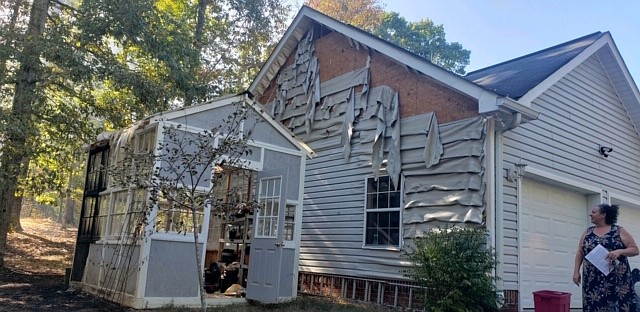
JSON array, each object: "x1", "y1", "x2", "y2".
[{"x1": 573, "y1": 204, "x2": 639, "y2": 311}]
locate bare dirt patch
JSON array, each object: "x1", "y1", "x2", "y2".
[{"x1": 0, "y1": 218, "x2": 130, "y2": 312}]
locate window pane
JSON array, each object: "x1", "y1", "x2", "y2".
[
  {"x1": 270, "y1": 217, "x2": 278, "y2": 237},
  {"x1": 379, "y1": 212, "x2": 390, "y2": 228},
  {"x1": 390, "y1": 211, "x2": 399, "y2": 226},
  {"x1": 266, "y1": 179, "x2": 273, "y2": 196},
  {"x1": 284, "y1": 223, "x2": 293, "y2": 241},
  {"x1": 274, "y1": 178, "x2": 281, "y2": 195},
  {"x1": 367, "y1": 178, "x2": 377, "y2": 193},
  {"x1": 366, "y1": 194, "x2": 377, "y2": 209},
  {"x1": 259, "y1": 180, "x2": 267, "y2": 197},
  {"x1": 389, "y1": 191, "x2": 401, "y2": 208},
  {"x1": 366, "y1": 229, "x2": 378, "y2": 245},
  {"x1": 366, "y1": 212, "x2": 377, "y2": 227},
  {"x1": 257, "y1": 218, "x2": 265, "y2": 236},
  {"x1": 378, "y1": 178, "x2": 389, "y2": 192},
  {"x1": 378, "y1": 193, "x2": 388, "y2": 209}
]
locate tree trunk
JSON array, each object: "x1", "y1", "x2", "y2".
[
  {"x1": 0, "y1": 0, "x2": 24, "y2": 79},
  {"x1": 64, "y1": 197, "x2": 75, "y2": 226},
  {"x1": 63, "y1": 167, "x2": 75, "y2": 227},
  {"x1": 10, "y1": 195, "x2": 23, "y2": 232},
  {"x1": 58, "y1": 191, "x2": 65, "y2": 224},
  {"x1": 190, "y1": 197, "x2": 207, "y2": 312},
  {"x1": 0, "y1": 0, "x2": 50, "y2": 268}
]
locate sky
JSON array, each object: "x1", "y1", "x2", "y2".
[{"x1": 380, "y1": 1, "x2": 639, "y2": 83}]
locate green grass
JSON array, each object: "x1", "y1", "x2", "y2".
[{"x1": 153, "y1": 295, "x2": 395, "y2": 312}]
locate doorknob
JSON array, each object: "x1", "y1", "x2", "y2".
[{"x1": 275, "y1": 242, "x2": 283, "y2": 247}]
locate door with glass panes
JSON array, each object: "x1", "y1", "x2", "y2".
[{"x1": 246, "y1": 168, "x2": 298, "y2": 303}]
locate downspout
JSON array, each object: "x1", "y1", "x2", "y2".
[
  {"x1": 494, "y1": 112, "x2": 522, "y2": 302},
  {"x1": 494, "y1": 124, "x2": 505, "y2": 298}
]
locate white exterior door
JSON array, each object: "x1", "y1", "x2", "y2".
[
  {"x1": 246, "y1": 168, "x2": 288, "y2": 303},
  {"x1": 520, "y1": 178, "x2": 588, "y2": 309}
]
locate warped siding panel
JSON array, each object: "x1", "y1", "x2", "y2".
[
  {"x1": 266, "y1": 26, "x2": 488, "y2": 281},
  {"x1": 500, "y1": 54, "x2": 640, "y2": 288}
]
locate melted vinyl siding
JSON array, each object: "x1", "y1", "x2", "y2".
[
  {"x1": 270, "y1": 27, "x2": 488, "y2": 281},
  {"x1": 500, "y1": 54, "x2": 640, "y2": 288}
]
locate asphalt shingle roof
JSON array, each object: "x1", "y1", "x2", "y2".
[{"x1": 464, "y1": 32, "x2": 606, "y2": 100}]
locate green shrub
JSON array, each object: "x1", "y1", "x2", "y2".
[{"x1": 403, "y1": 226, "x2": 500, "y2": 312}]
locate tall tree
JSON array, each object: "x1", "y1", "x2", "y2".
[
  {"x1": 0, "y1": 0, "x2": 291, "y2": 267},
  {"x1": 0, "y1": 0, "x2": 50, "y2": 268},
  {"x1": 306, "y1": 0, "x2": 384, "y2": 31},
  {"x1": 305, "y1": 1, "x2": 470, "y2": 74},
  {"x1": 373, "y1": 12, "x2": 470, "y2": 74}
]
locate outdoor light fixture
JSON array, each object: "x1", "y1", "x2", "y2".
[
  {"x1": 506, "y1": 160, "x2": 527, "y2": 182},
  {"x1": 599, "y1": 146, "x2": 613, "y2": 158}
]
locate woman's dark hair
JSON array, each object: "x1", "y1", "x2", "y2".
[{"x1": 598, "y1": 204, "x2": 619, "y2": 225}]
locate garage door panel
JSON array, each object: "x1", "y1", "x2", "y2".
[
  {"x1": 616, "y1": 206, "x2": 640, "y2": 271},
  {"x1": 521, "y1": 179, "x2": 587, "y2": 309}
]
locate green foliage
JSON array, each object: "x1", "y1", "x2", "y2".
[
  {"x1": 305, "y1": 0, "x2": 385, "y2": 31},
  {"x1": 373, "y1": 12, "x2": 470, "y2": 75},
  {"x1": 404, "y1": 226, "x2": 500, "y2": 312},
  {"x1": 305, "y1": 1, "x2": 470, "y2": 74}
]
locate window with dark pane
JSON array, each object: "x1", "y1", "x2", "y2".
[
  {"x1": 364, "y1": 176, "x2": 401, "y2": 247},
  {"x1": 80, "y1": 145, "x2": 109, "y2": 241}
]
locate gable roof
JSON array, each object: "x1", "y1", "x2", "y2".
[
  {"x1": 148, "y1": 93, "x2": 315, "y2": 158},
  {"x1": 465, "y1": 32, "x2": 605, "y2": 100},
  {"x1": 466, "y1": 32, "x2": 640, "y2": 136},
  {"x1": 249, "y1": 5, "x2": 538, "y2": 123}
]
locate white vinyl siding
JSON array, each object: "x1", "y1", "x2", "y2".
[{"x1": 500, "y1": 54, "x2": 640, "y2": 291}]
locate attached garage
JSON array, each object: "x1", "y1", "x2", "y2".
[
  {"x1": 612, "y1": 199, "x2": 640, "y2": 271},
  {"x1": 519, "y1": 178, "x2": 588, "y2": 309}
]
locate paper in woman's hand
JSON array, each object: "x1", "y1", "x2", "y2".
[{"x1": 585, "y1": 244, "x2": 612, "y2": 275}]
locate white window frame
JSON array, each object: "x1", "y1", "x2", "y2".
[
  {"x1": 98, "y1": 125, "x2": 157, "y2": 242},
  {"x1": 362, "y1": 175, "x2": 403, "y2": 250},
  {"x1": 255, "y1": 176, "x2": 282, "y2": 238}
]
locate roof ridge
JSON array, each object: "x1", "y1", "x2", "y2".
[{"x1": 465, "y1": 31, "x2": 604, "y2": 77}]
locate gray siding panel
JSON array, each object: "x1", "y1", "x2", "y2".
[
  {"x1": 145, "y1": 240, "x2": 202, "y2": 297},
  {"x1": 82, "y1": 244, "x2": 141, "y2": 295},
  {"x1": 501, "y1": 54, "x2": 640, "y2": 288}
]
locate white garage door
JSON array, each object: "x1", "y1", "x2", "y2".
[
  {"x1": 520, "y1": 179, "x2": 587, "y2": 309},
  {"x1": 613, "y1": 203, "x2": 640, "y2": 271}
]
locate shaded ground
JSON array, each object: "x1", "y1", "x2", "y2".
[
  {"x1": 1, "y1": 218, "x2": 391, "y2": 312},
  {"x1": 0, "y1": 218, "x2": 132, "y2": 312},
  {"x1": 0, "y1": 267, "x2": 131, "y2": 312}
]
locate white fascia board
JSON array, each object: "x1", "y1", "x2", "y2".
[
  {"x1": 524, "y1": 166, "x2": 602, "y2": 194},
  {"x1": 303, "y1": 9, "x2": 496, "y2": 102},
  {"x1": 245, "y1": 97, "x2": 316, "y2": 159},
  {"x1": 604, "y1": 33, "x2": 640, "y2": 102},
  {"x1": 608, "y1": 192, "x2": 640, "y2": 207},
  {"x1": 248, "y1": 8, "x2": 311, "y2": 94},
  {"x1": 148, "y1": 94, "x2": 242, "y2": 123},
  {"x1": 497, "y1": 97, "x2": 540, "y2": 120},
  {"x1": 148, "y1": 94, "x2": 315, "y2": 159},
  {"x1": 599, "y1": 33, "x2": 640, "y2": 137},
  {"x1": 518, "y1": 36, "x2": 609, "y2": 105}
]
